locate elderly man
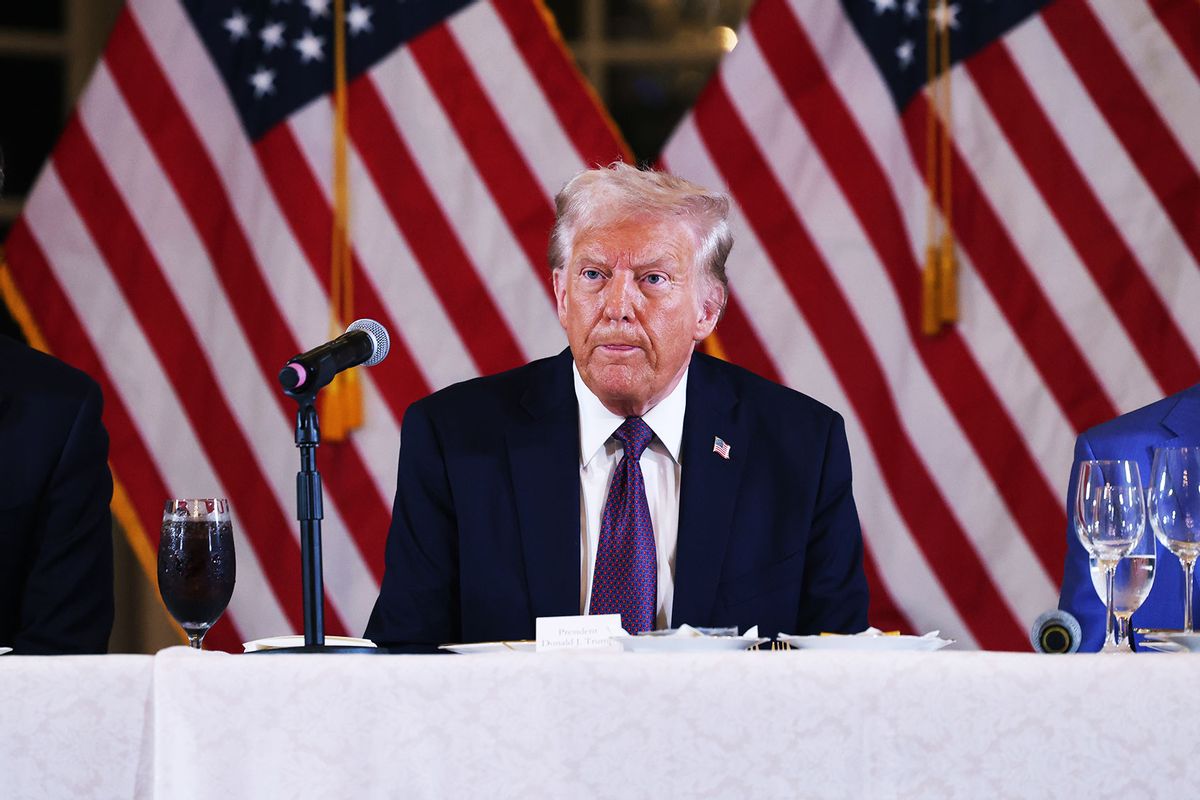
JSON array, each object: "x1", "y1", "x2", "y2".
[{"x1": 366, "y1": 163, "x2": 868, "y2": 646}]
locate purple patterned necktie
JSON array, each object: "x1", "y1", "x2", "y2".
[{"x1": 589, "y1": 417, "x2": 657, "y2": 634}]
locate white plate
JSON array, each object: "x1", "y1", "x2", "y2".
[
  {"x1": 779, "y1": 633, "x2": 954, "y2": 652},
  {"x1": 1140, "y1": 631, "x2": 1200, "y2": 653},
  {"x1": 615, "y1": 635, "x2": 767, "y2": 653},
  {"x1": 439, "y1": 641, "x2": 536, "y2": 654},
  {"x1": 242, "y1": 635, "x2": 376, "y2": 652},
  {"x1": 0, "y1": 647, "x2": 11, "y2": 656}
]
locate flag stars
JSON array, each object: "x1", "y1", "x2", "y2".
[
  {"x1": 304, "y1": 0, "x2": 331, "y2": 18},
  {"x1": 933, "y1": 2, "x2": 961, "y2": 30},
  {"x1": 904, "y1": 0, "x2": 920, "y2": 20},
  {"x1": 871, "y1": 0, "x2": 898, "y2": 13},
  {"x1": 896, "y1": 39, "x2": 914, "y2": 69},
  {"x1": 260, "y1": 20, "x2": 286, "y2": 52},
  {"x1": 347, "y1": 3, "x2": 374, "y2": 35},
  {"x1": 294, "y1": 29, "x2": 325, "y2": 62},
  {"x1": 223, "y1": 9, "x2": 250, "y2": 42},
  {"x1": 249, "y1": 66, "x2": 277, "y2": 98}
]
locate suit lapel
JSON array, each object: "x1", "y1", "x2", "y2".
[
  {"x1": 1149, "y1": 385, "x2": 1200, "y2": 478},
  {"x1": 1159, "y1": 385, "x2": 1200, "y2": 442},
  {"x1": 507, "y1": 350, "x2": 581, "y2": 619},
  {"x1": 672, "y1": 354, "x2": 748, "y2": 625}
]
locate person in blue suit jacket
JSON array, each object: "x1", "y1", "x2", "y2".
[
  {"x1": 366, "y1": 163, "x2": 869, "y2": 646},
  {"x1": 1059, "y1": 386, "x2": 1200, "y2": 651},
  {"x1": 0, "y1": 334, "x2": 114, "y2": 653}
]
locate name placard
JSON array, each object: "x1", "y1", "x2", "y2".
[{"x1": 535, "y1": 614, "x2": 625, "y2": 652}]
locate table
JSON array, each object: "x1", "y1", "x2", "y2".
[{"x1": 3, "y1": 648, "x2": 1196, "y2": 798}]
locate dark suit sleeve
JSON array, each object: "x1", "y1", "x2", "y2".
[
  {"x1": 365, "y1": 401, "x2": 461, "y2": 646},
  {"x1": 1059, "y1": 433, "x2": 1105, "y2": 652},
  {"x1": 15, "y1": 379, "x2": 114, "y2": 654},
  {"x1": 795, "y1": 412, "x2": 870, "y2": 634}
]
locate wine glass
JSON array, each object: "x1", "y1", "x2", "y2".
[
  {"x1": 157, "y1": 498, "x2": 236, "y2": 649},
  {"x1": 1075, "y1": 460, "x2": 1146, "y2": 651},
  {"x1": 1088, "y1": 520, "x2": 1156, "y2": 651},
  {"x1": 1147, "y1": 447, "x2": 1200, "y2": 633}
]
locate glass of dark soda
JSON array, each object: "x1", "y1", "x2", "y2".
[{"x1": 158, "y1": 498, "x2": 236, "y2": 649}]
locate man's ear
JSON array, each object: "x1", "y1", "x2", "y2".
[
  {"x1": 694, "y1": 281, "x2": 725, "y2": 341},
  {"x1": 552, "y1": 268, "x2": 569, "y2": 325}
]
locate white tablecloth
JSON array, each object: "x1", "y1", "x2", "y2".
[{"x1": 3, "y1": 648, "x2": 1197, "y2": 798}]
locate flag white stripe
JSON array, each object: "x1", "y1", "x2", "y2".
[
  {"x1": 1007, "y1": 17, "x2": 1200, "y2": 353},
  {"x1": 953, "y1": 67, "x2": 1163, "y2": 411},
  {"x1": 718, "y1": 44, "x2": 1056, "y2": 622},
  {"x1": 451, "y1": 0, "x2": 591, "y2": 199},
  {"x1": 1086, "y1": 0, "x2": 1200, "y2": 174},
  {"x1": 22, "y1": 165, "x2": 291, "y2": 639},
  {"x1": 664, "y1": 119, "x2": 979, "y2": 648},
  {"x1": 785, "y1": 0, "x2": 1075, "y2": 507},
  {"x1": 367, "y1": 47, "x2": 566, "y2": 362},
  {"x1": 283, "y1": 98, "x2": 480, "y2": 392}
]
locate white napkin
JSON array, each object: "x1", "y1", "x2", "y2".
[{"x1": 242, "y1": 635, "x2": 376, "y2": 652}]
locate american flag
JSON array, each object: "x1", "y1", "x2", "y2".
[
  {"x1": 662, "y1": 0, "x2": 1200, "y2": 649},
  {"x1": 1, "y1": 0, "x2": 626, "y2": 651}
]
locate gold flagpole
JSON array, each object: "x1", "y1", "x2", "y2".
[{"x1": 320, "y1": 0, "x2": 363, "y2": 441}]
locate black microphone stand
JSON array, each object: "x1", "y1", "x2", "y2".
[{"x1": 251, "y1": 379, "x2": 380, "y2": 655}]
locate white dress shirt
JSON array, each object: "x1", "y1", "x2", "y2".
[{"x1": 574, "y1": 363, "x2": 687, "y2": 630}]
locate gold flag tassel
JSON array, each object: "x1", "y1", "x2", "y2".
[
  {"x1": 922, "y1": 0, "x2": 957, "y2": 336},
  {"x1": 320, "y1": 0, "x2": 363, "y2": 442},
  {"x1": 937, "y1": 0, "x2": 957, "y2": 326}
]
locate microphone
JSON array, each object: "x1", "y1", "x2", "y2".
[
  {"x1": 279, "y1": 319, "x2": 390, "y2": 395},
  {"x1": 1029, "y1": 609, "x2": 1082, "y2": 654}
]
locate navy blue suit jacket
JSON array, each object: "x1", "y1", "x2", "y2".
[
  {"x1": 1059, "y1": 385, "x2": 1200, "y2": 651},
  {"x1": 365, "y1": 349, "x2": 869, "y2": 645},
  {"x1": 0, "y1": 335, "x2": 114, "y2": 654}
]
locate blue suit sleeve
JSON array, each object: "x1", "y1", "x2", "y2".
[
  {"x1": 795, "y1": 412, "x2": 870, "y2": 635},
  {"x1": 1059, "y1": 433, "x2": 1106, "y2": 652},
  {"x1": 365, "y1": 401, "x2": 461, "y2": 646}
]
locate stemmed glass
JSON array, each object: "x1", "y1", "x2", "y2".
[
  {"x1": 1147, "y1": 447, "x2": 1200, "y2": 633},
  {"x1": 1075, "y1": 460, "x2": 1146, "y2": 651},
  {"x1": 1088, "y1": 519, "x2": 1156, "y2": 651},
  {"x1": 157, "y1": 499, "x2": 237, "y2": 649}
]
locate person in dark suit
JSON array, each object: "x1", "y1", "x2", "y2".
[
  {"x1": 366, "y1": 163, "x2": 868, "y2": 646},
  {"x1": 1059, "y1": 386, "x2": 1200, "y2": 651},
  {"x1": 0, "y1": 334, "x2": 115, "y2": 653}
]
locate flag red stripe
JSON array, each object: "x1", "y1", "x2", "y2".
[
  {"x1": 695, "y1": 79, "x2": 1025, "y2": 650},
  {"x1": 490, "y1": 0, "x2": 630, "y2": 163},
  {"x1": 967, "y1": 43, "x2": 1199, "y2": 395},
  {"x1": 409, "y1": 23, "x2": 558, "y2": 298},
  {"x1": 751, "y1": 0, "x2": 1064, "y2": 582},
  {"x1": 901, "y1": 96, "x2": 1120, "y2": 432},
  {"x1": 107, "y1": 12, "x2": 390, "y2": 589},
  {"x1": 1042, "y1": 0, "x2": 1200, "y2": 271},
  {"x1": 1148, "y1": 0, "x2": 1200, "y2": 83},
  {"x1": 51, "y1": 116, "x2": 312, "y2": 635},
  {"x1": 345, "y1": 78, "x2": 527, "y2": 375}
]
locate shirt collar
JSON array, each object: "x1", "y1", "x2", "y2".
[{"x1": 573, "y1": 362, "x2": 689, "y2": 466}]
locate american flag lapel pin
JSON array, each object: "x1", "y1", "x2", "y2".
[{"x1": 712, "y1": 436, "x2": 731, "y2": 460}]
